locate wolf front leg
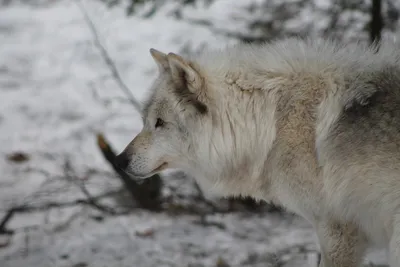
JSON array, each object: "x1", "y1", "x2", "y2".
[
  {"x1": 316, "y1": 220, "x2": 367, "y2": 267},
  {"x1": 389, "y1": 213, "x2": 400, "y2": 267},
  {"x1": 389, "y1": 237, "x2": 400, "y2": 267}
]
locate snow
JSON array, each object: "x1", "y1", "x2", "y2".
[
  {"x1": 1, "y1": 212, "x2": 318, "y2": 267},
  {"x1": 0, "y1": 0, "x2": 390, "y2": 266}
]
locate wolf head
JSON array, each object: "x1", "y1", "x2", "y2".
[
  {"x1": 115, "y1": 47, "x2": 277, "y2": 196},
  {"x1": 115, "y1": 48, "x2": 214, "y2": 179}
]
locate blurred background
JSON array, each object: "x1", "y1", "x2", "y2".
[{"x1": 0, "y1": 0, "x2": 397, "y2": 266}]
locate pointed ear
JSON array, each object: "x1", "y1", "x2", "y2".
[
  {"x1": 150, "y1": 48, "x2": 169, "y2": 71},
  {"x1": 167, "y1": 53, "x2": 208, "y2": 115},
  {"x1": 167, "y1": 52, "x2": 203, "y2": 93}
]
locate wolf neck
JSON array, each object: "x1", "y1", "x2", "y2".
[{"x1": 191, "y1": 43, "x2": 333, "y2": 204}]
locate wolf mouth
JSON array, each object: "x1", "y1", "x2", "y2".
[
  {"x1": 128, "y1": 162, "x2": 168, "y2": 179},
  {"x1": 152, "y1": 162, "x2": 168, "y2": 173}
]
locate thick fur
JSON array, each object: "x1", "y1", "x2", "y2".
[{"x1": 117, "y1": 38, "x2": 400, "y2": 267}]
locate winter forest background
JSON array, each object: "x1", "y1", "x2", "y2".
[{"x1": 0, "y1": 0, "x2": 396, "y2": 266}]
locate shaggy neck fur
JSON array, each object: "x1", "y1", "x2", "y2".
[{"x1": 185, "y1": 37, "x2": 396, "y2": 212}]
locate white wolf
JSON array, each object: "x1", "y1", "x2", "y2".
[{"x1": 115, "y1": 37, "x2": 400, "y2": 267}]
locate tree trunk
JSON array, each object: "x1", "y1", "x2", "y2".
[{"x1": 370, "y1": 0, "x2": 383, "y2": 45}]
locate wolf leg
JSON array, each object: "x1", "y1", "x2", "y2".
[
  {"x1": 316, "y1": 220, "x2": 367, "y2": 267},
  {"x1": 389, "y1": 213, "x2": 400, "y2": 267}
]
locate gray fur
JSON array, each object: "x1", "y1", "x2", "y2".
[{"x1": 118, "y1": 37, "x2": 400, "y2": 267}]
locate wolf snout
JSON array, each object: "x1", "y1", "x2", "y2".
[{"x1": 115, "y1": 151, "x2": 130, "y2": 171}]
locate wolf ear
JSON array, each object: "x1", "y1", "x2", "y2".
[
  {"x1": 167, "y1": 52, "x2": 203, "y2": 93},
  {"x1": 150, "y1": 48, "x2": 169, "y2": 71},
  {"x1": 167, "y1": 53, "x2": 207, "y2": 115}
]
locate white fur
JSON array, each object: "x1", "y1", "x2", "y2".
[{"x1": 118, "y1": 37, "x2": 400, "y2": 267}]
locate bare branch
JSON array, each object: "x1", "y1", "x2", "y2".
[
  {"x1": 192, "y1": 180, "x2": 223, "y2": 213},
  {"x1": 62, "y1": 159, "x2": 124, "y2": 215},
  {"x1": 0, "y1": 189, "x2": 128, "y2": 235},
  {"x1": 74, "y1": 0, "x2": 142, "y2": 112}
]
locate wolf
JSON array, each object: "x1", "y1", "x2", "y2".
[{"x1": 115, "y1": 37, "x2": 400, "y2": 267}]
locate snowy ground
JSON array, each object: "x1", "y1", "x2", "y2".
[{"x1": 0, "y1": 0, "x2": 390, "y2": 266}]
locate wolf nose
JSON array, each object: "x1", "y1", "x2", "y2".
[{"x1": 114, "y1": 152, "x2": 130, "y2": 171}]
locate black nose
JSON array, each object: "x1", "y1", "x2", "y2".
[{"x1": 114, "y1": 152, "x2": 130, "y2": 171}]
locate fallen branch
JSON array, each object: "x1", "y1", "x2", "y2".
[
  {"x1": 192, "y1": 180, "x2": 222, "y2": 213},
  {"x1": 0, "y1": 189, "x2": 127, "y2": 235},
  {"x1": 0, "y1": 209, "x2": 16, "y2": 235},
  {"x1": 62, "y1": 159, "x2": 125, "y2": 215},
  {"x1": 75, "y1": 0, "x2": 142, "y2": 112}
]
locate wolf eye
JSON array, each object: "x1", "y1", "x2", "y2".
[{"x1": 155, "y1": 118, "x2": 165, "y2": 128}]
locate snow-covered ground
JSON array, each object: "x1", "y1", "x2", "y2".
[{"x1": 0, "y1": 0, "x2": 390, "y2": 266}]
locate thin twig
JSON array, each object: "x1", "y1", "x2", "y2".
[
  {"x1": 192, "y1": 181, "x2": 222, "y2": 213},
  {"x1": 62, "y1": 159, "x2": 123, "y2": 215},
  {"x1": 0, "y1": 189, "x2": 129, "y2": 234},
  {"x1": 74, "y1": 0, "x2": 142, "y2": 112},
  {"x1": 79, "y1": 181, "x2": 120, "y2": 215}
]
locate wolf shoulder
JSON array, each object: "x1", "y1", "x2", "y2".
[{"x1": 324, "y1": 44, "x2": 400, "y2": 159}]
